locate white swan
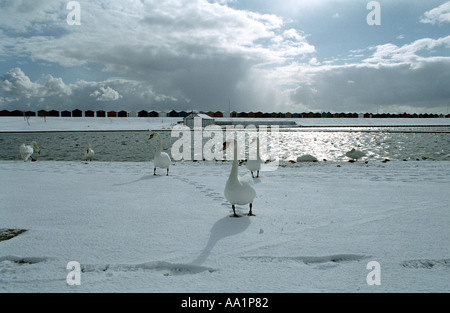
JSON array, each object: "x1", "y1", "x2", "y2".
[
  {"x1": 20, "y1": 141, "x2": 40, "y2": 162},
  {"x1": 149, "y1": 132, "x2": 171, "y2": 176},
  {"x1": 345, "y1": 148, "x2": 366, "y2": 161},
  {"x1": 223, "y1": 139, "x2": 256, "y2": 217},
  {"x1": 246, "y1": 137, "x2": 263, "y2": 178},
  {"x1": 85, "y1": 144, "x2": 94, "y2": 161}
]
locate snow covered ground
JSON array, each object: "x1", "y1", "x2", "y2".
[
  {"x1": 0, "y1": 117, "x2": 449, "y2": 293},
  {"x1": 1, "y1": 160, "x2": 449, "y2": 293}
]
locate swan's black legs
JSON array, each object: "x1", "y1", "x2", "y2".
[
  {"x1": 248, "y1": 203, "x2": 255, "y2": 216},
  {"x1": 256, "y1": 170, "x2": 260, "y2": 178},
  {"x1": 166, "y1": 168, "x2": 169, "y2": 176},
  {"x1": 232, "y1": 205, "x2": 239, "y2": 218},
  {"x1": 251, "y1": 172, "x2": 254, "y2": 178},
  {"x1": 154, "y1": 168, "x2": 156, "y2": 175}
]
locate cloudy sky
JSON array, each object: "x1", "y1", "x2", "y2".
[{"x1": 0, "y1": 0, "x2": 449, "y2": 114}]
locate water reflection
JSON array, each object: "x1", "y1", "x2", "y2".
[{"x1": 0, "y1": 128, "x2": 449, "y2": 162}]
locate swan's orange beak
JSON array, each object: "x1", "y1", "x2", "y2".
[
  {"x1": 149, "y1": 135, "x2": 154, "y2": 140},
  {"x1": 222, "y1": 142, "x2": 229, "y2": 151}
]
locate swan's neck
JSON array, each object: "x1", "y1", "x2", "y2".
[
  {"x1": 155, "y1": 134, "x2": 163, "y2": 152},
  {"x1": 229, "y1": 140, "x2": 239, "y2": 181},
  {"x1": 256, "y1": 138, "x2": 261, "y2": 160}
]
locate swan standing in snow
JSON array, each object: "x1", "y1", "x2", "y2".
[
  {"x1": 246, "y1": 137, "x2": 263, "y2": 178},
  {"x1": 345, "y1": 148, "x2": 366, "y2": 161},
  {"x1": 149, "y1": 132, "x2": 171, "y2": 176},
  {"x1": 85, "y1": 144, "x2": 94, "y2": 161},
  {"x1": 20, "y1": 142, "x2": 40, "y2": 162},
  {"x1": 223, "y1": 139, "x2": 256, "y2": 217}
]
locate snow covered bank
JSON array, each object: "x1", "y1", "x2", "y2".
[
  {"x1": 1, "y1": 116, "x2": 449, "y2": 132},
  {"x1": 1, "y1": 160, "x2": 449, "y2": 292}
]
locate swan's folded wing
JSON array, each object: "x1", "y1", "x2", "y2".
[{"x1": 239, "y1": 174, "x2": 254, "y2": 185}]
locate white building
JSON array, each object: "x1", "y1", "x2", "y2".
[{"x1": 183, "y1": 113, "x2": 215, "y2": 128}]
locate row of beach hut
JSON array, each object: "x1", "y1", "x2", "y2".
[{"x1": 0, "y1": 109, "x2": 447, "y2": 119}]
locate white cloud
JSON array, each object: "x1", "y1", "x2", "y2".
[
  {"x1": 421, "y1": 2, "x2": 450, "y2": 24},
  {"x1": 0, "y1": 68, "x2": 71, "y2": 98},
  {"x1": 0, "y1": 0, "x2": 449, "y2": 114},
  {"x1": 90, "y1": 86, "x2": 122, "y2": 102},
  {"x1": 363, "y1": 36, "x2": 450, "y2": 65}
]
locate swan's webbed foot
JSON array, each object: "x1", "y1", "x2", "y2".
[{"x1": 231, "y1": 205, "x2": 241, "y2": 218}]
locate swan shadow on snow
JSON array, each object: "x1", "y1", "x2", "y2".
[
  {"x1": 191, "y1": 215, "x2": 251, "y2": 266},
  {"x1": 252, "y1": 177, "x2": 261, "y2": 184}
]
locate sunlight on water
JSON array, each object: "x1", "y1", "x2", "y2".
[{"x1": 1, "y1": 127, "x2": 449, "y2": 162}]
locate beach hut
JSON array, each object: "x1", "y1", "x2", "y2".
[
  {"x1": 118, "y1": 110, "x2": 128, "y2": 117},
  {"x1": 38, "y1": 110, "x2": 48, "y2": 117},
  {"x1": 72, "y1": 109, "x2": 82, "y2": 117},
  {"x1": 255, "y1": 112, "x2": 263, "y2": 118},
  {"x1": 184, "y1": 113, "x2": 215, "y2": 128},
  {"x1": 48, "y1": 110, "x2": 59, "y2": 117},
  {"x1": 292, "y1": 113, "x2": 300, "y2": 118},
  {"x1": 149, "y1": 111, "x2": 159, "y2": 117},
  {"x1": 206, "y1": 111, "x2": 215, "y2": 117},
  {"x1": 25, "y1": 111, "x2": 36, "y2": 117},
  {"x1": 168, "y1": 110, "x2": 179, "y2": 117},
  {"x1": 230, "y1": 111, "x2": 238, "y2": 118},
  {"x1": 248, "y1": 112, "x2": 255, "y2": 118},
  {"x1": 97, "y1": 110, "x2": 106, "y2": 117},
  {"x1": 61, "y1": 110, "x2": 71, "y2": 117},
  {"x1": 363, "y1": 113, "x2": 372, "y2": 118},
  {"x1": 285, "y1": 112, "x2": 292, "y2": 118},
  {"x1": 179, "y1": 111, "x2": 188, "y2": 118},
  {"x1": 0, "y1": 110, "x2": 10, "y2": 116},
  {"x1": 85, "y1": 110, "x2": 95, "y2": 117},
  {"x1": 128, "y1": 111, "x2": 138, "y2": 117},
  {"x1": 10, "y1": 110, "x2": 23, "y2": 116},
  {"x1": 138, "y1": 110, "x2": 149, "y2": 117},
  {"x1": 214, "y1": 111, "x2": 223, "y2": 118},
  {"x1": 108, "y1": 111, "x2": 117, "y2": 117}
]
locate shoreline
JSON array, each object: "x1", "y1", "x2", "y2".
[{"x1": 1, "y1": 116, "x2": 450, "y2": 133}]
